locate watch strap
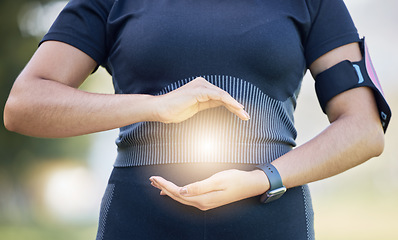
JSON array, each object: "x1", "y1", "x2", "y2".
[{"x1": 256, "y1": 163, "x2": 286, "y2": 203}]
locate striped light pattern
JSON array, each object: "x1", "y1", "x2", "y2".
[
  {"x1": 96, "y1": 184, "x2": 115, "y2": 240},
  {"x1": 115, "y1": 75, "x2": 298, "y2": 166}
]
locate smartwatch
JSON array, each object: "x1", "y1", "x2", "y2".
[{"x1": 256, "y1": 163, "x2": 286, "y2": 203}]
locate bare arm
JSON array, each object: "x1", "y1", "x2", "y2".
[
  {"x1": 271, "y1": 42, "x2": 385, "y2": 188},
  {"x1": 4, "y1": 41, "x2": 155, "y2": 137},
  {"x1": 4, "y1": 41, "x2": 249, "y2": 138},
  {"x1": 150, "y1": 42, "x2": 385, "y2": 211}
]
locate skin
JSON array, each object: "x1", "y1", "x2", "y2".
[{"x1": 4, "y1": 41, "x2": 384, "y2": 211}]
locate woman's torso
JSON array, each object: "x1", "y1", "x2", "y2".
[{"x1": 106, "y1": 0, "x2": 312, "y2": 166}]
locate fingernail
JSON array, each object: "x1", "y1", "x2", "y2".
[
  {"x1": 150, "y1": 177, "x2": 158, "y2": 183},
  {"x1": 244, "y1": 111, "x2": 250, "y2": 120},
  {"x1": 180, "y1": 187, "x2": 188, "y2": 196}
]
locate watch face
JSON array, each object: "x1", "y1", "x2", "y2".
[
  {"x1": 261, "y1": 186, "x2": 287, "y2": 203},
  {"x1": 268, "y1": 186, "x2": 287, "y2": 196}
]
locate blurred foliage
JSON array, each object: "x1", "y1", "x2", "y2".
[
  {"x1": 0, "y1": 222, "x2": 97, "y2": 240},
  {"x1": 0, "y1": 0, "x2": 90, "y2": 221}
]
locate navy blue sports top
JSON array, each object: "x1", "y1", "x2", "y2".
[{"x1": 41, "y1": 0, "x2": 360, "y2": 166}]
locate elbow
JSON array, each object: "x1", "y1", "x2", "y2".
[
  {"x1": 371, "y1": 127, "x2": 385, "y2": 158},
  {"x1": 4, "y1": 110, "x2": 15, "y2": 133},
  {"x1": 3, "y1": 89, "x2": 29, "y2": 135},
  {"x1": 365, "y1": 120, "x2": 385, "y2": 159},
  {"x1": 4, "y1": 75, "x2": 33, "y2": 135},
  {"x1": 3, "y1": 97, "x2": 21, "y2": 133}
]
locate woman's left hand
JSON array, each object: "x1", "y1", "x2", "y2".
[{"x1": 149, "y1": 169, "x2": 269, "y2": 211}]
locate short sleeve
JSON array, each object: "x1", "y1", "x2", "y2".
[
  {"x1": 304, "y1": 0, "x2": 360, "y2": 67},
  {"x1": 40, "y1": 0, "x2": 114, "y2": 66}
]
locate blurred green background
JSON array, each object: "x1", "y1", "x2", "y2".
[{"x1": 0, "y1": 0, "x2": 397, "y2": 239}]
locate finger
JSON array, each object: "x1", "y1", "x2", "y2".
[
  {"x1": 197, "y1": 101, "x2": 250, "y2": 121},
  {"x1": 195, "y1": 87, "x2": 244, "y2": 110},
  {"x1": 224, "y1": 105, "x2": 251, "y2": 121},
  {"x1": 150, "y1": 177, "x2": 168, "y2": 195},
  {"x1": 189, "y1": 78, "x2": 244, "y2": 109},
  {"x1": 160, "y1": 185, "x2": 222, "y2": 211},
  {"x1": 160, "y1": 185, "x2": 193, "y2": 205},
  {"x1": 150, "y1": 180, "x2": 162, "y2": 190},
  {"x1": 209, "y1": 101, "x2": 249, "y2": 120},
  {"x1": 196, "y1": 96, "x2": 250, "y2": 121},
  {"x1": 152, "y1": 178, "x2": 198, "y2": 206},
  {"x1": 150, "y1": 176, "x2": 169, "y2": 190},
  {"x1": 195, "y1": 83, "x2": 250, "y2": 120},
  {"x1": 152, "y1": 176, "x2": 231, "y2": 211},
  {"x1": 182, "y1": 78, "x2": 250, "y2": 120},
  {"x1": 179, "y1": 176, "x2": 225, "y2": 197},
  {"x1": 151, "y1": 176, "x2": 183, "y2": 197}
]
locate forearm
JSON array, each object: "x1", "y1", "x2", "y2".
[
  {"x1": 4, "y1": 77, "x2": 156, "y2": 138},
  {"x1": 4, "y1": 76, "x2": 248, "y2": 138},
  {"x1": 270, "y1": 112, "x2": 384, "y2": 189}
]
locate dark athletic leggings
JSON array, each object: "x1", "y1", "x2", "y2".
[{"x1": 96, "y1": 163, "x2": 314, "y2": 240}]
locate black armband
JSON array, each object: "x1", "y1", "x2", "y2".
[{"x1": 315, "y1": 38, "x2": 391, "y2": 132}]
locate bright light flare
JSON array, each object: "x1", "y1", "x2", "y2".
[{"x1": 43, "y1": 166, "x2": 101, "y2": 222}]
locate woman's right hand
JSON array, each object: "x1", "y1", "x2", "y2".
[
  {"x1": 153, "y1": 77, "x2": 250, "y2": 123},
  {"x1": 4, "y1": 41, "x2": 248, "y2": 138}
]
